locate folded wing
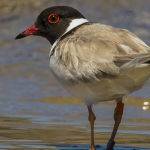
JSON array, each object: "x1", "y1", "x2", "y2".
[{"x1": 55, "y1": 23, "x2": 150, "y2": 81}]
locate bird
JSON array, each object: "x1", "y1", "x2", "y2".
[{"x1": 15, "y1": 6, "x2": 150, "y2": 150}]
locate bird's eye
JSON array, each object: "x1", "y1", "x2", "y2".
[{"x1": 48, "y1": 13, "x2": 60, "y2": 24}]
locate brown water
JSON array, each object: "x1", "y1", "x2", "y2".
[{"x1": 0, "y1": 0, "x2": 150, "y2": 149}]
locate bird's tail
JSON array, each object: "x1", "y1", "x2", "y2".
[
  {"x1": 121, "y1": 53, "x2": 150, "y2": 69},
  {"x1": 120, "y1": 53, "x2": 150, "y2": 92}
]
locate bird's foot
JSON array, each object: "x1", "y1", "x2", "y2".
[{"x1": 106, "y1": 140, "x2": 115, "y2": 150}]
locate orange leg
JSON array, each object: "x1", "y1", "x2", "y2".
[
  {"x1": 106, "y1": 101, "x2": 124, "y2": 150},
  {"x1": 87, "y1": 105, "x2": 96, "y2": 150}
]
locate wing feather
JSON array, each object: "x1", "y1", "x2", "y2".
[{"x1": 53, "y1": 23, "x2": 150, "y2": 81}]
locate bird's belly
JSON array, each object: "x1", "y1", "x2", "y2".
[
  {"x1": 63, "y1": 77, "x2": 131, "y2": 104},
  {"x1": 49, "y1": 59, "x2": 122, "y2": 103},
  {"x1": 50, "y1": 57, "x2": 150, "y2": 104},
  {"x1": 64, "y1": 67, "x2": 150, "y2": 104},
  {"x1": 49, "y1": 58, "x2": 126, "y2": 102}
]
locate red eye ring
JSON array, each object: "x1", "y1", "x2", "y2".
[{"x1": 48, "y1": 13, "x2": 60, "y2": 24}]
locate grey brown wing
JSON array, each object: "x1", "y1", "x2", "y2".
[
  {"x1": 56, "y1": 36, "x2": 120, "y2": 81},
  {"x1": 86, "y1": 24, "x2": 150, "y2": 67},
  {"x1": 56, "y1": 24, "x2": 150, "y2": 81},
  {"x1": 80, "y1": 24, "x2": 150, "y2": 55}
]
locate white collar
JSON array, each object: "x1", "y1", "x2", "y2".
[{"x1": 49, "y1": 18, "x2": 89, "y2": 57}]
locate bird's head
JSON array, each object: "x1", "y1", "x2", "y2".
[{"x1": 15, "y1": 6, "x2": 88, "y2": 44}]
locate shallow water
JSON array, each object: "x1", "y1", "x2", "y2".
[{"x1": 0, "y1": 0, "x2": 150, "y2": 149}]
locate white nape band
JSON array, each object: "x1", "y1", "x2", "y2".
[
  {"x1": 64, "y1": 18, "x2": 89, "y2": 35},
  {"x1": 49, "y1": 18, "x2": 89, "y2": 57}
]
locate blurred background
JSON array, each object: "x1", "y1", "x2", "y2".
[{"x1": 0, "y1": 0, "x2": 150, "y2": 149}]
